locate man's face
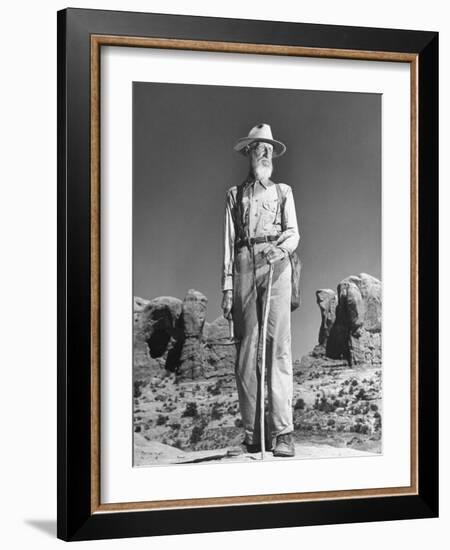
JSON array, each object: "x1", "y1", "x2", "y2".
[{"x1": 248, "y1": 141, "x2": 274, "y2": 181}]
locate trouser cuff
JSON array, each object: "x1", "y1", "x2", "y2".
[{"x1": 271, "y1": 424, "x2": 294, "y2": 438}]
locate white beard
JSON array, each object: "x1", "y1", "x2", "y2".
[{"x1": 253, "y1": 161, "x2": 273, "y2": 183}]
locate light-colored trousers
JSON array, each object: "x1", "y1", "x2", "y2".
[{"x1": 232, "y1": 242, "x2": 294, "y2": 445}]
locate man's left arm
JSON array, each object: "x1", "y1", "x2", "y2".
[{"x1": 276, "y1": 185, "x2": 300, "y2": 255}]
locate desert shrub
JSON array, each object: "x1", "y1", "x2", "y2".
[
  {"x1": 156, "y1": 415, "x2": 168, "y2": 426},
  {"x1": 135, "y1": 425, "x2": 141, "y2": 433},
  {"x1": 207, "y1": 382, "x2": 221, "y2": 396},
  {"x1": 134, "y1": 381, "x2": 144, "y2": 398},
  {"x1": 190, "y1": 426, "x2": 204, "y2": 444},
  {"x1": 211, "y1": 403, "x2": 223, "y2": 420},
  {"x1": 294, "y1": 398, "x2": 306, "y2": 410},
  {"x1": 190, "y1": 415, "x2": 209, "y2": 445},
  {"x1": 234, "y1": 418, "x2": 243, "y2": 428},
  {"x1": 314, "y1": 396, "x2": 335, "y2": 413},
  {"x1": 373, "y1": 412, "x2": 382, "y2": 431},
  {"x1": 182, "y1": 401, "x2": 199, "y2": 418},
  {"x1": 170, "y1": 422, "x2": 181, "y2": 430},
  {"x1": 179, "y1": 391, "x2": 185, "y2": 398},
  {"x1": 327, "y1": 418, "x2": 336, "y2": 426},
  {"x1": 358, "y1": 423, "x2": 369, "y2": 434},
  {"x1": 370, "y1": 403, "x2": 379, "y2": 412},
  {"x1": 355, "y1": 388, "x2": 367, "y2": 401}
]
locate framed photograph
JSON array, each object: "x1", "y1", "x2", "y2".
[{"x1": 57, "y1": 8, "x2": 438, "y2": 541}]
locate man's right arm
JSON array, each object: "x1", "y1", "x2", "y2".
[
  {"x1": 222, "y1": 189, "x2": 235, "y2": 318},
  {"x1": 222, "y1": 188, "x2": 236, "y2": 292}
]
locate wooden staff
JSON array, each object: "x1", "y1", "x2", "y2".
[{"x1": 260, "y1": 263, "x2": 274, "y2": 460}]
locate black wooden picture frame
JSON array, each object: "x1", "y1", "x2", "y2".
[{"x1": 57, "y1": 7, "x2": 438, "y2": 541}]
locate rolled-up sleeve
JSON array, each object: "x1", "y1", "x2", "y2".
[
  {"x1": 277, "y1": 185, "x2": 300, "y2": 254},
  {"x1": 222, "y1": 189, "x2": 236, "y2": 291}
]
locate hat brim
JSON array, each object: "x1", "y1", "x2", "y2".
[{"x1": 233, "y1": 137, "x2": 286, "y2": 157}]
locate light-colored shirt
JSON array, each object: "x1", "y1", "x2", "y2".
[{"x1": 222, "y1": 179, "x2": 300, "y2": 291}]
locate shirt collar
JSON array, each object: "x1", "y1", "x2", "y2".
[{"x1": 245, "y1": 176, "x2": 273, "y2": 190}]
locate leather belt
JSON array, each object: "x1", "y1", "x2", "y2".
[{"x1": 236, "y1": 235, "x2": 279, "y2": 249}]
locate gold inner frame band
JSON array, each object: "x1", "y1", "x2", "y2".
[{"x1": 90, "y1": 35, "x2": 419, "y2": 514}]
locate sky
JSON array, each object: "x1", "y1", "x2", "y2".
[{"x1": 133, "y1": 82, "x2": 381, "y2": 358}]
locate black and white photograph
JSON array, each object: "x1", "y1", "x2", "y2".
[{"x1": 132, "y1": 82, "x2": 382, "y2": 467}]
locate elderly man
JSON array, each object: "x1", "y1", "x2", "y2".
[{"x1": 222, "y1": 123, "x2": 300, "y2": 458}]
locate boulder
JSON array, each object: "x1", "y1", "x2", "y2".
[
  {"x1": 204, "y1": 316, "x2": 231, "y2": 342},
  {"x1": 135, "y1": 291, "x2": 212, "y2": 378},
  {"x1": 204, "y1": 316, "x2": 237, "y2": 376},
  {"x1": 138, "y1": 296, "x2": 184, "y2": 372},
  {"x1": 314, "y1": 273, "x2": 381, "y2": 366},
  {"x1": 134, "y1": 297, "x2": 151, "y2": 368},
  {"x1": 315, "y1": 289, "x2": 337, "y2": 355},
  {"x1": 178, "y1": 290, "x2": 208, "y2": 379}
]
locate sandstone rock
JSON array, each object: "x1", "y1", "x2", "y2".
[
  {"x1": 205, "y1": 316, "x2": 237, "y2": 376},
  {"x1": 313, "y1": 273, "x2": 381, "y2": 367},
  {"x1": 178, "y1": 290, "x2": 208, "y2": 379},
  {"x1": 135, "y1": 290, "x2": 218, "y2": 378},
  {"x1": 138, "y1": 296, "x2": 184, "y2": 372},
  {"x1": 204, "y1": 316, "x2": 231, "y2": 342},
  {"x1": 134, "y1": 296, "x2": 150, "y2": 314},
  {"x1": 316, "y1": 289, "x2": 337, "y2": 355},
  {"x1": 338, "y1": 274, "x2": 381, "y2": 366},
  {"x1": 134, "y1": 297, "x2": 151, "y2": 368}
]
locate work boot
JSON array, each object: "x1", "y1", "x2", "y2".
[{"x1": 273, "y1": 433, "x2": 295, "y2": 457}]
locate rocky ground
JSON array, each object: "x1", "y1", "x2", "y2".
[
  {"x1": 133, "y1": 272, "x2": 382, "y2": 466},
  {"x1": 292, "y1": 356, "x2": 382, "y2": 454},
  {"x1": 133, "y1": 355, "x2": 381, "y2": 465},
  {"x1": 134, "y1": 433, "x2": 375, "y2": 466},
  {"x1": 133, "y1": 357, "x2": 244, "y2": 457}
]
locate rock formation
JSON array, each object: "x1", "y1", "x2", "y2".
[
  {"x1": 134, "y1": 272, "x2": 381, "y2": 380},
  {"x1": 204, "y1": 316, "x2": 236, "y2": 376},
  {"x1": 313, "y1": 273, "x2": 381, "y2": 366},
  {"x1": 134, "y1": 289, "x2": 225, "y2": 379},
  {"x1": 315, "y1": 289, "x2": 338, "y2": 353},
  {"x1": 134, "y1": 296, "x2": 151, "y2": 368},
  {"x1": 133, "y1": 275, "x2": 382, "y2": 458},
  {"x1": 135, "y1": 295, "x2": 184, "y2": 372},
  {"x1": 178, "y1": 290, "x2": 208, "y2": 379}
]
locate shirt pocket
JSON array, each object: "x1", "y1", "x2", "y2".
[{"x1": 262, "y1": 199, "x2": 278, "y2": 213}]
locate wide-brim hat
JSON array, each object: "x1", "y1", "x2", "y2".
[{"x1": 234, "y1": 123, "x2": 286, "y2": 157}]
